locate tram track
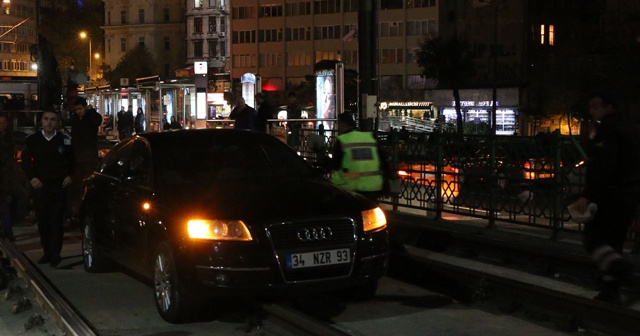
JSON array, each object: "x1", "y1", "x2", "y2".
[
  {"x1": 388, "y1": 213, "x2": 640, "y2": 336},
  {"x1": 0, "y1": 239, "x2": 96, "y2": 335}
]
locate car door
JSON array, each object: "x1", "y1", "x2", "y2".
[
  {"x1": 111, "y1": 139, "x2": 154, "y2": 267},
  {"x1": 92, "y1": 140, "x2": 135, "y2": 250}
]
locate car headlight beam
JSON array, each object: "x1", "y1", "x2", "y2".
[
  {"x1": 362, "y1": 207, "x2": 387, "y2": 233},
  {"x1": 187, "y1": 219, "x2": 253, "y2": 241}
]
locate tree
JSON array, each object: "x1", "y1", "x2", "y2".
[
  {"x1": 415, "y1": 35, "x2": 476, "y2": 134},
  {"x1": 103, "y1": 45, "x2": 159, "y2": 87}
]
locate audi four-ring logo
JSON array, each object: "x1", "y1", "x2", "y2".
[{"x1": 297, "y1": 227, "x2": 333, "y2": 241}]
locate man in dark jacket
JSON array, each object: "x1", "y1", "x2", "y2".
[
  {"x1": 69, "y1": 97, "x2": 102, "y2": 223},
  {"x1": 255, "y1": 92, "x2": 275, "y2": 133},
  {"x1": 229, "y1": 97, "x2": 257, "y2": 131},
  {"x1": 21, "y1": 110, "x2": 73, "y2": 267},
  {"x1": 570, "y1": 92, "x2": 640, "y2": 304}
]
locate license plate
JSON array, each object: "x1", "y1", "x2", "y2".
[{"x1": 286, "y1": 249, "x2": 350, "y2": 269}]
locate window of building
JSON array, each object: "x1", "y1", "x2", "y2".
[
  {"x1": 208, "y1": 40, "x2": 218, "y2": 57},
  {"x1": 138, "y1": 36, "x2": 145, "y2": 46},
  {"x1": 287, "y1": 52, "x2": 312, "y2": 66},
  {"x1": 259, "y1": 29, "x2": 283, "y2": 42},
  {"x1": 407, "y1": 0, "x2": 436, "y2": 8},
  {"x1": 107, "y1": 11, "x2": 111, "y2": 25},
  {"x1": 260, "y1": 4, "x2": 283, "y2": 17},
  {"x1": 233, "y1": 6, "x2": 256, "y2": 19},
  {"x1": 164, "y1": 36, "x2": 170, "y2": 50},
  {"x1": 314, "y1": 0, "x2": 340, "y2": 14},
  {"x1": 286, "y1": 27, "x2": 311, "y2": 41},
  {"x1": 380, "y1": 48, "x2": 403, "y2": 64},
  {"x1": 380, "y1": 22, "x2": 403, "y2": 37},
  {"x1": 209, "y1": 0, "x2": 217, "y2": 7},
  {"x1": 285, "y1": 2, "x2": 311, "y2": 16},
  {"x1": 406, "y1": 47, "x2": 418, "y2": 63},
  {"x1": 343, "y1": 50, "x2": 358, "y2": 64},
  {"x1": 120, "y1": 10, "x2": 127, "y2": 24},
  {"x1": 164, "y1": 8, "x2": 170, "y2": 21},
  {"x1": 315, "y1": 50, "x2": 338, "y2": 63},
  {"x1": 194, "y1": 17, "x2": 203, "y2": 33},
  {"x1": 539, "y1": 24, "x2": 555, "y2": 45},
  {"x1": 220, "y1": 41, "x2": 226, "y2": 57},
  {"x1": 260, "y1": 53, "x2": 280, "y2": 67},
  {"x1": 194, "y1": 40, "x2": 203, "y2": 57},
  {"x1": 233, "y1": 54, "x2": 256, "y2": 68},
  {"x1": 138, "y1": 9, "x2": 144, "y2": 23},
  {"x1": 107, "y1": 39, "x2": 111, "y2": 53},
  {"x1": 381, "y1": 0, "x2": 403, "y2": 10},
  {"x1": 343, "y1": 0, "x2": 358, "y2": 12},
  {"x1": 407, "y1": 20, "x2": 437, "y2": 36},
  {"x1": 314, "y1": 25, "x2": 341, "y2": 40},
  {"x1": 232, "y1": 30, "x2": 256, "y2": 44},
  {"x1": 195, "y1": 0, "x2": 202, "y2": 9},
  {"x1": 220, "y1": 17, "x2": 226, "y2": 32},
  {"x1": 120, "y1": 38, "x2": 127, "y2": 52},
  {"x1": 380, "y1": 75, "x2": 403, "y2": 90},
  {"x1": 165, "y1": 64, "x2": 170, "y2": 78},
  {"x1": 208, "y1": 17, "x2": 217, "y2": 32}
]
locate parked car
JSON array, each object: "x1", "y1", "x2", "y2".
[{"x1": 80, "y1": 129, "x2": 389, "y2": 323}]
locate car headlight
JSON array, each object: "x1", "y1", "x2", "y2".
[
  {"x1": 187, "y1": 219, "x2": 253, "y2": 241},
  {"x1": 362, "y1": 207, "x2": 387, "y2": 233}
]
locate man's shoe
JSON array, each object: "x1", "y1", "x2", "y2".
[
  {"x1": 49, "y1": 255, "x2": 61, "y2": 268},
  {"x1": 37, "y1": 255, "x2": 51, "y2": 264}
]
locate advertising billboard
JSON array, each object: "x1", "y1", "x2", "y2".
[{"x1": 316, "y1": 69, "x2": 335, "y2": 131}]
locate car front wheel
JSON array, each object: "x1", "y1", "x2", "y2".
[
  {"x1": 82, "y1": 213, "x2": 110, "y2": 273},
  {"x1": 153, "y1": 241, "x2": 199, "y2": 323}
]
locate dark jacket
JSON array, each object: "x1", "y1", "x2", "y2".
[
  {"x1": 21, "y1": 131, "x2": 73, "y2": 185},
  {"x1": 256, "y1": 101, "x2": 275, "y2": 133},
  {"x1": 286, "y1": 103, "x2": 302, "y2": 130},
  {"x1": 230, "y1": 105, "x2": 257, "y2": 130},
  {"x1": 70, "y1": 108, "x2": 102, "y2": 163}
]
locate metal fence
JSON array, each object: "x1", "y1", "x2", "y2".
[{"x1": 273, "y1": 121, "x2": 591, "y2": 240}]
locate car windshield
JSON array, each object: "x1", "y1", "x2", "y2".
[{"x1": 153, "y1": 135, "x2": 314, "y2": 185}]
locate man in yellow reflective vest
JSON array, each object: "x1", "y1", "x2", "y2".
[{"x1": 324, "y1": 112, "x2": 391, "y2": 202}]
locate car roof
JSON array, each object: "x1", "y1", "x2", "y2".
[{"x1": 137, "y1": 129, "x2": 275, "y2": 146}]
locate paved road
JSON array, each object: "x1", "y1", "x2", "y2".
[{"x1": 2, "y1": 219, "x2": 574, "y2": 336}]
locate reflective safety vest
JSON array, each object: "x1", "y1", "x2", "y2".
[{"x1": 330, "y1": 131, "x2": 384, "y2": 192}]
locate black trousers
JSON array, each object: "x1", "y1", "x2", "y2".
[
  {"x1": 584, "y1": 195, "x2": 637, "y2": 254},
  {"x1": 33, "y1": 185, "x2": 67, "y2": 258}
]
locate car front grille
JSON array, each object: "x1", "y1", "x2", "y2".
[{"x1": 266, "y1": 218, "x2": 357, "y2": 283}]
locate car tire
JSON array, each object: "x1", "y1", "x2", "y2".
[
  {"x1": 82, "y1": 213, "x2": 111, "y2": 273},
  {"x1": 153, "y1": 241, "x2": 198, "y2": 323}
]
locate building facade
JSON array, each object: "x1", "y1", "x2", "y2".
[
  {"x1": 185, "y1": 0, "x2": 230, "y2": 68},
  {"x1": 101, "y1": 0, "x2": 186, "y2": 80},
  {"x1": 229, "y1": 0, "x2": 438, "y2": 114}
]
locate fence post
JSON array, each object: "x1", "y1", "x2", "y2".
[
  {"x1": 434, "y1": 132, "x2": 444, "y2": 220},
  {"x1": 550, "y1": 132, "x2": 562, "y2": 240},
  {"x1": 488, "y1": 134, "x2": 497, "y2": 228}
]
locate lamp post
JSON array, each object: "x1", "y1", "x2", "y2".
[{"x1": 79, "y1": 31, "x2": 91, "y2": 79}]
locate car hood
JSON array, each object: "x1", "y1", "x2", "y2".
[{"x1": 155, "y1": 177, "x2": 375, "y2": 224}]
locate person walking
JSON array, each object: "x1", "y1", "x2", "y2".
[
  {"x1": 116, "y1": 106, "x2": 126, "y2": 139},
  {"x1": 229, "y1": 96, "x2": 257, "y2": 131},
  {"x1": 134, "y1": 107, "x2": 145, "y2": 134},
  {"x1": 21, "y1": 110, "x2": 73, "y2": 267},
  {"x1": 570, "y1": 91, "x2": 640, "y2": 304},
  {"x1": 255, "y1": 92, "x2": 275, "y2": 133},
  {"x1": 286, "y1": 92, "x2": 302, "y2": 148},
  {"x1": 69, "y1": 97, "x2": 102, "y2": 224},
  {"x1": 169, "y1": 116, "x2": 182, "y2": 130},
  {"x1": 318, "y1": 112, "x2": 391, "y2": 203}
]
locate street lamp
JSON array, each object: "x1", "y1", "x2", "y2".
[{"x1": 79, "y1": 31, "x2": 91, "y2": 79}]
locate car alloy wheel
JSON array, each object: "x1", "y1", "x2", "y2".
[
  {"x1": 153, "y1": 242, "x2": 196, "y2": 323},
  {"x1": 82, "y1": 213, "x2": 109, "y2": 273}
]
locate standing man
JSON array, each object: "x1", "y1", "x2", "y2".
[
  {"x1": 570, "y1": 91, "x2": 640, "y2": 304},
  {"x1": 69, "y1": 97, "x2": 102, "y2": 223},
  {"x1": 286, "y1": 92, "x2": 302, "y2": 148},
  {"x1": 320, "y1": 112, "x2": 391, "y2": 203},
  {"x1": 116, "y1": 106, "x2": 126, "y2": 139},
  {"x1": 255, "y1": 92, "x2": 275, "y2": 133},
  {"x1": 21, "y1": 111, "x2": 73, "y2": 267},
  {"x1": 229, "y1": 97, "x2": 257, "y2": 131}
]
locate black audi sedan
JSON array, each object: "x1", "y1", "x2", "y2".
[{"x1": 80, "y1": 129, "x2": 389, "y2": 323}]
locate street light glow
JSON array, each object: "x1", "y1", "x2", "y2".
[{"x1": 79, "y1": 31, "x2": 92, "y2": 79}]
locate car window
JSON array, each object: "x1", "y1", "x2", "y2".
[
  {"x1": 125, "y1": 140, "x2": 152, "y2": 183},
  {"x1": 155, "y1": 135, "x2": 312, "y2": 185},
  {"x1": 100, "y1": 140, "x2": 134, "y2": 178}
]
